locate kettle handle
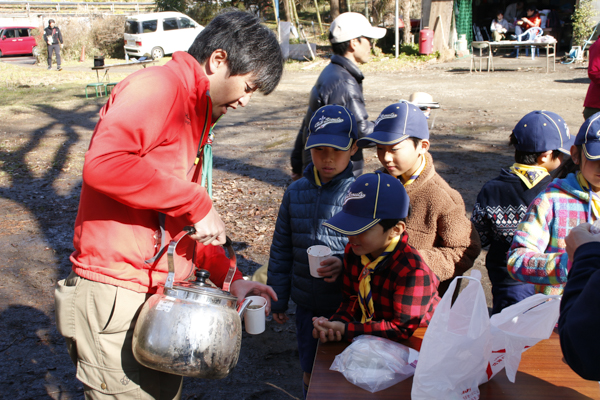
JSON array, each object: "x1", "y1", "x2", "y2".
[
  {"x1": 165, "y1": 226, "x2": 196, "y2": 289},
  {"x1": 165, "y1": 227, "x2": 236, "y2": 291}
]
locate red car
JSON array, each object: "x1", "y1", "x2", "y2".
[{"x1": 0, "y1": 26, "x2": 39, "y2": 57}]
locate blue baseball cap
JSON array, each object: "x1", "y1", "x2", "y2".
[
  {"x1": 322, "y1": 171, "x2": 409, "y2": 235},
  {"x1": 512, "y1": 111, "x2": 573, "y2": 155},
  {"x1": 357, "y1": 101, "x2": 429, "y2": 148},
  {"x1": 575, "y1": 112, "x2": 600, "y2": 160},
  {"x1": 305, "y1": 105, "x2": 358, "y2": 151}
]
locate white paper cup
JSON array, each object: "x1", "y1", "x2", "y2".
[
  {"x1": 244, "y1": 295, "x2": 267, "y2": 335},
  {"x1": 307, "y1": 245, "x2": 332, "y2": 278}
]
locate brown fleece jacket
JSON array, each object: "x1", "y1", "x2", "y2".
[{"x1": 383, "y1": 152, "x2": 481, "y2": 295}]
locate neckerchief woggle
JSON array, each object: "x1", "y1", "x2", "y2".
[
  {"x1": 576, "y1": 171, "x2": 600, "y2": 222},
  {"x1": 400, "y1": 155, "x2": 426, "y2": 186},
  {"x1": 358, "y1": 235, "x2": 400, "y2": 323},
  {"x1": 509, "y1": 163, "x2": 549, "y2": 190}
]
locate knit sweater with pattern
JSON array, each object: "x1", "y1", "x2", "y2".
[{"x1": 507, "y1": 173, "x2": 591, "y2": 295}]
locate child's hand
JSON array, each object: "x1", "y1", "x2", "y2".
[
  {"x1": 566, "y1": 223, "x2": 600, "y2": 261},
  {"x1": 312, "y1": 317, "x2": 344, "y2": 343},
  {"x1": 272, "y1": 313, "x2": 289, "y2": 324},
  {"x1": 318, "y1": 256, "x2": 342, "y2": 283}
]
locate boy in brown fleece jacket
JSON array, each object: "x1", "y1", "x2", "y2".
[{"x1": 357, "y1": 101, "x2": 481, "y2": 295}]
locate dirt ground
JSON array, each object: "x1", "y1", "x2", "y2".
[{"x1": 0, "y1": 54, "x2": 590, "y2": 399}]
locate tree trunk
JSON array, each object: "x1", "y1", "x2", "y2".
[
  {"x1": 330, "y1": 0, "x2": 340, "y2": 20},
  {"x1": 339, "y1": 0, "x2": 348, "y2": 13},
  {"x1": 401, "y1": 0, "x2": 411, "y2": 44},
  {"x1": 281, "y1": 0, "x2": 292, "y2": 21}
]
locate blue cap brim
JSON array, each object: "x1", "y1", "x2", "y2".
[
  {"x1": 583, "y1": 142, "x2": 600, "y2": 160},
  {"x1": 356, "y1": 131, "x2": 409, "y2": 148},
  {"x1": 322, "y1": 211, "x2": 380, "y2": 236},
  {"x1": 306, "y1": 134, "x2": 353, "y2": 151}
]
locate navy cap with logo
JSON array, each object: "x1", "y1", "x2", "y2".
[
  {"x1": 512, "y1": 110, "x2": 573, "y2": 155},
  {"x1": 323, "y1": 171, "x2": 409, "y2": 235},
  {"x1": 305, "y1": 105, "x2": 358, "y2": 151},
  {"x1": 357, "y1": 101, "x2": 429, "y2": 148},
  {"x1": 575, "y1": 112, "x2": 600, "y2": 160}
]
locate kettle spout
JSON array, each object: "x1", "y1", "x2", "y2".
[{"x1": 237, "y1": 298, "x2": 253, "y2": 318}]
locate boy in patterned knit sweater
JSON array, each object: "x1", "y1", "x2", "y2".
[
  {"x1": 471, "y1": 111, "x2": 572, "y2": 313},
  {"x1": 312, "y1": 172, "x2": 440, "y2": 343}
]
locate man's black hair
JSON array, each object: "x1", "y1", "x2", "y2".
[
  {"x1": 329, "y1": 31, "x2": 351, "y2": 56},
  {"x1": 188, "y1": 10, "x2": 284, "y2": 95},
  {"x1": 379, "y1": 206, "x2": 411, "y2": 231},
  {"x1": 509, "y1": 132, "x2": 562, "y2": 165},
  {"x1": 526, "y1": 4, "x2": 537, "y2": 12}
]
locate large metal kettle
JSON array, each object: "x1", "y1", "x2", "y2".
[{"x1": 132, "y1": 227, "x2": 252, "y2": 379}]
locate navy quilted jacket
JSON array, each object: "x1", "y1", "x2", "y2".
[{"x1": 267, "y1": 162, "x2": 354, "y2": 314}]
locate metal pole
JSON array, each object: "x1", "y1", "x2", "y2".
[{"x1": 394, "y1": 0, "x2": 399, "y2": 58}]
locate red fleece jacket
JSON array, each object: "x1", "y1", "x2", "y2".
[
  {"x1": 71, "y1": 52, "x2": 242, "y2": 293},
  {"x1": 585, "y1": 40, "x2": 600, "y2": 109}
]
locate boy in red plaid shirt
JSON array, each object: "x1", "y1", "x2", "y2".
[{"x1": 313, "y1": 171, "x2": 441, "y2": 343}]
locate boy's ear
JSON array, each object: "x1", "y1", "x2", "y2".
[
  {"x1": 389, "y1": 221, "x2": 406, "y2": 238},
  {"x1": 350, "y1": 142, "x2": 359, "y2": 156},
  {"x1": 205, "y1": 49, "x2": 229, "y2": 76},
  {"x1": 570, "y1": 145, "x2": 580, "y2": 165},
  {"x1": 418, "y1": 139, "x2": 430, "y2": 154},
  {"x1": 537, "y1": 150, "x2": 554, "y2": 164}
]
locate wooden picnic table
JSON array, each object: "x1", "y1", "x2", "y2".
[
  {"x1": 91, "y1": 59, "x2": 157, "y2": 83},
  {"x1": 470, "y1": 40, "x2": 557, "y2": 73},
  {"x1": 307, "y1": 327, "x2": 599, "y2": 399}
]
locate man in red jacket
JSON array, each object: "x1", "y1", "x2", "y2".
[
  {"x1": 54, "y1": 11, "x2": 284, "y2": 399},
  {"x1": 584, "y1": 40, "x2": 600, "y2": 120}
]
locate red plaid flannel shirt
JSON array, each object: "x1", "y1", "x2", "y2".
[{"x1": 331, "y1": 231, "x2": 441, "y2": 342}]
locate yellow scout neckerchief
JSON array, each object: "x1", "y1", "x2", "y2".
[
  {"x1": 401, "y1": 155, "x2": 426, "y2": 186},
  {"x1": 358, "y1": 235, "x2": 400, "y2": 323},
  {"x1": 313, "y1": 166, "x2": 322, "y2": 187},
  {"x1": 509, "y1": 163, "x2": 550, "y2": 190},
  {"x1": 577, "y1": 171, "x2": 600, "y2": 221}
]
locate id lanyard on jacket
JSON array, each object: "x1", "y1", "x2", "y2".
[{"x1": 145, "y1": 95, "x2": 216, "y2": 267}]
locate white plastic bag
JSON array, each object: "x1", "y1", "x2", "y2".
[
  {"x1": 412, "y1": 270, "x2": 561, "y2": 400},
  {"x1": 487, "y1": 293, "x2": 561, "y2": 382},
  {"x1": 412, "y1": 271, "x2": 491, "y2": 400},
  {"x1": 330, "y1": 335, "x2": 418, "y2": 393}
]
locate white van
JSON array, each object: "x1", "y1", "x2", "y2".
[{"x1": 124, "y1": 12, "x2": 204, "y2": 59}]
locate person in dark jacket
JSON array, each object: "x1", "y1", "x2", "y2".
[
  {"x1": 290, "y1": 12, "x2": 385, "y2": 180},
  {"x1": 559, "y1": 222, "x2": 600, "y2": 381},
  {"x1": 43, "y1": 19, "x2": 63, "y2": 71},
  {"x1": 268, "y1": 105, "x2": 358, "y2": 397},
  {"x1": 471, "y1": 110, "x2": 572, "y2": 314}
]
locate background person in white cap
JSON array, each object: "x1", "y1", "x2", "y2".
[{"x1": 290, "y1": 12, "x2": 385, "y2": 180}]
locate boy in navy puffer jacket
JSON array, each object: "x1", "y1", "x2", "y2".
[{"x1": 267, "y1": 104, "x2": 358, "y2": 397}]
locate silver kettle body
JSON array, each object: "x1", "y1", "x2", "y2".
[{"x1": 132, "y1": 229, "x2": 251, "y2": 379}]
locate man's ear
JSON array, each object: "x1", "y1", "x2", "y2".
[
  {"x1": 347, "y1": 37, "x2": 361, "y2": 53},
  {"x1": 205, "y1": 49, "x2": 229, "y2": 76}
]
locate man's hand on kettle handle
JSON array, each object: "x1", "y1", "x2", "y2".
[
  {"x1": 191, "y1": 205, "x2": 226, "y2": 246},
  {"x1": 230, "y1": 280, "x2": 278, "y2": 316}
]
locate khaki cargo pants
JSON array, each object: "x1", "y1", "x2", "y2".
[{"x1": 54, "y1": 271, "x2": 183, "y2": 399}]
